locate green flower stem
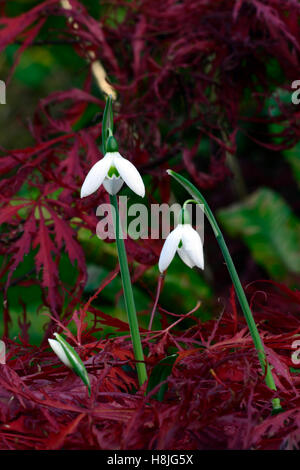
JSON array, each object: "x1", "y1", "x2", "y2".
[
  {"x1": 217, "y1": 235, "x2": 280, "y2": 411},
  {"x1": 101, "y1": 96, "x2": 147, "y2": 387},
  {"x1": 110, "y1": 194, "x2": 148, "y2": 387},
  {"x1": 168, "y1": 170, "x2": 281, "y2": 411}
]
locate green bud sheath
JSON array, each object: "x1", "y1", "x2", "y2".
[{"x1": 54, "y1": 333, "x2": 91, "y2": 395}]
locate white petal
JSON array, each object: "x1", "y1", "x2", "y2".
[
  {"x1": 80, "y1": 155, "x2": 112, "y2": 198},
  {"x1": 177, "y1": 247, "x2": 195, "y2": 268},
  {"x1": 181, "y1": 224, "x2": 204, "y2": 269},
  {"x1": 103, "y1": 175, "x2": 124, "y2": 195},
  {"x1": 158, "y1": 225, "x2": 183, "y2": 273},
  {"x1": 48, "y1": 339, "x2": 72, "y2": 368},
  {"x1": 114, "y1": 153, "x2": 145, "y2": 197}
]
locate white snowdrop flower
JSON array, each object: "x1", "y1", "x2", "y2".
[
  {"x1": 158, "y1": 208, "x2": 204, "y2": 273},
  {"x1": 80, "y1": 136, "x2": 145, "y2": 198},
  {"x1": 48, "y1": 337, "x2": 72, "y2": 368}
]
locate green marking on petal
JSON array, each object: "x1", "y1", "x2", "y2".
[{"x1": 107, "y1": 165, "x2": 120, "y2": 178}]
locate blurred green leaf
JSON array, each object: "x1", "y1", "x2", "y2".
[
  {"x1": 283, "y1": 143, "x2": 300, "y2": 188},
  {"x1": 147, "y1": 354, "x2": 178, "y2": 401},
  {"x1": 217, "y1": 188, "x2": 300, "y2": 278},
  {"x1": 5, "y1": 45, "x2": 54, "y2": 87},
  {"x1": 266, "y1": 88, "x2": 291, "y2": 118}
]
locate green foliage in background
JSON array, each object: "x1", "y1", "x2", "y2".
[{"x1": 218, "y1": 188, "x2": 300, "y2": 279}]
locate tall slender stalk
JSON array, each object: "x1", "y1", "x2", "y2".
[
  {"x1": 168, "y1": 169, "x2": 281, "y2": 411},
  {"x1": 110, "y1": 194, "x2": 147, "y2": 386},
  {"x1": 100, "y1": 95, "x2": 147, "y2": 387}
]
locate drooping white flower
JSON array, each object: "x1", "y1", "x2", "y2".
[
  {"x1": 80, "y1": 136, "x2": 145, "y2": 198},
  {"x1": 158, "y1": 217, "x2": 204, "y2": 273}
]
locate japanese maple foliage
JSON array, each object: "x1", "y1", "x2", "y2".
[{"x1": 0, "y1": 281, "x2": 300, "y2": 450}]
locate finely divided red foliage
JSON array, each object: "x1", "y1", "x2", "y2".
[{"x1": 0, "y1": 281, "x2": 299, "y2": 450}]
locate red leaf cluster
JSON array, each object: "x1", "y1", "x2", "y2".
[
  {"x1": 0, "y1": 281, "x2": 300, "y2": 450},
  {"x1": 1, "y1": 0, "x2": 300, "y2": 326}
]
